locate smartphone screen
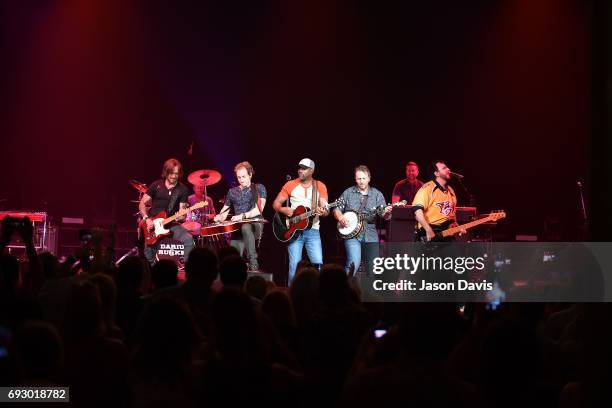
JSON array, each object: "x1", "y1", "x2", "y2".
[{"x1": 374, "y1": 329, "x2": 387, "y2": 338}]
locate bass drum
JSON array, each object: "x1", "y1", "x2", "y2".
[{"x1": 337, "y1": 211, "x2": 364, "y2": 240}]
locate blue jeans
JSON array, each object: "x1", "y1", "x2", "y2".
[
  {"x1": 287, "y1": 228, "x2": 323, "y2": 283},
  {"x1": 344, "y1": 235, "x2": 379, "y2": 276}
]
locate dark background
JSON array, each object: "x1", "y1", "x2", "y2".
[{"x1": 0, "y1": 0, "x2": 600, "y2": 279}]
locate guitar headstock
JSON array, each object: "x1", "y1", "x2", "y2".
[{"x1": 487, "y1": 210, "x2": 506, "y2": 221}]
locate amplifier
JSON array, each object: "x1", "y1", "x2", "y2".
[
  {"x1": 0, "y1": 211, "x2": 49, "y2": 251},
  {"x1": 57, "y1": 226, "x2": 138, "y2": 257},
  {"x1": 388, "y1": 205, "x2": 416, "y2": 242}
]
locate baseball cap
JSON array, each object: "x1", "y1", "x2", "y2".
[{"x1": 298, "y1": 158, "x2": 315, "y2": 170}]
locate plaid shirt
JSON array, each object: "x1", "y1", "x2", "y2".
[
  {"x1": 337, "y1": 186, "x2": 386, "y2": 242},
  {"x1": 225, "y1": 183, "x2": 267, "y2": 216}
]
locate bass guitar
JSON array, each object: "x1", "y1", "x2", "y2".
[{"x1": 415, "y1": 210, "x2": 506, "y2": 242}]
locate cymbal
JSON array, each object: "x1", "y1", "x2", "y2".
[
  {"x1": 129, "y1": 179, "x2": 148, "y2": 194},
  {"x1": 188, "y1": 169, "x2": 222, "y2": 187}
]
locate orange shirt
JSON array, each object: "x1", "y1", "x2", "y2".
[
  {"x1": 277, "y1": 179, "x2": 328, "y2": 230},
  {"x1": 412, "y1": 180, "x2": 457, "y2": 228}
]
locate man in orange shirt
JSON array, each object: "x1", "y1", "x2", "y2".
[
  {"x1": 272, "y1": 158, "x2": 329, "y2": 283},
  {"x1": 412, "y1": 160, "x2": 462, "y2": 242}
]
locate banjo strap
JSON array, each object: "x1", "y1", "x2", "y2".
[{"x1": 357, "y1": 192, "x2": 369, "y2": 217}]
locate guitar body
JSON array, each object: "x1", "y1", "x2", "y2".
[
  {"x1": 139, "y1": 201, "x2": 209, "y2": 246},
  {"x1": 272, "y1": 206, "x2": 312, "y2": 242},
  {"x1": 140, "y1": 211, "x2": 172, "y2": 245},
  {"x1": 201, "y1": 219, "x2": 267, "y2": 237},
  {"x1": 414, "y1": 220, "x2": 453, "y2": 242}
]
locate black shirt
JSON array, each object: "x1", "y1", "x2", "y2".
[
  {"x1": 392, "y1": 178, "x2": 424, "y2": 205},
  {"x1": 147, "y1": 180, "x2": 190, "y2": 217}
]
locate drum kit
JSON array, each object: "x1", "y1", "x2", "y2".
[{"x1": 129, "y1": 169, "x2": 239, "y2": 251}]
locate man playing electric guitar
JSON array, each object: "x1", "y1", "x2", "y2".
[
  {"x1": 413, "y1": 160, "x2": 465, "y2": 242},
  {"x1": 139, "y1": 158, "x2": 194, "y2": 265},
  {"x1": 272, "y1": 158, "x2": 329, "y2": 283}
]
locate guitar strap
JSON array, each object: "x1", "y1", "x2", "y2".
[
  {"x1": 251, "y1": 183, "x2": 263, "y2": 217},
  {"x1": 311, "y1": 180, "x2": 318, "y2": 211},
  {"x1": 167, "y1": 186, "x2": 180, "y2": 217},
  {"x1": 250, "y1": 183, "x2": 264, "y2": 247},
  {"x1": 308, "y1": 180, "x2": 318, "y2": 230},
  {"x1": 358, "y1": 192, "x2": 368, "y2": 214}
]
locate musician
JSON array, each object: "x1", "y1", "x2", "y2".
[
  {"x1": 392, "y1": 161, "x2": 424, "y2": 204},
  {"x1": 272, "y1": 158, "x2": 329, "y2": 283},
  {"x1": 139, "y1": 158, "x2": 194, "y2": 265},
  {"x1": 412, "y1": 160, "x2": 459, "y2": 242},
  {"x1": 187, "y1": 183, "x2": 216, "y2": 224},
  {"x1": 334, "y1": 165, "x2": 392, "y2": 275},
  {"x1": 214, "y1": 161, "x2": 266, "y2": 271}
]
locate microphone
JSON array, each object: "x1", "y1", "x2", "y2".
[{"x1": 451, "y1": 171, "x2": 465, "y2": 179}]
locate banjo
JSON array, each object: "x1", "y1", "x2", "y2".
[{"x1": 337, "y1": 200, "x2": 407, "y2": 240}]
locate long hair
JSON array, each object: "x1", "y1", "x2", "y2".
[{"x1": 161, "y1": 158, "x2": 183, "y2": 179}]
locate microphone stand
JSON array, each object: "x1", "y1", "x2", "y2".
[
  {"x1": 577, "y1": 181, "x2": 587, "y2": 240},
  {"x1": 454, "y1": 175, "x2": 476, "y2": 207}
]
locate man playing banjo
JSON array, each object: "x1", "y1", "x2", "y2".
[{"x1": 334, "y1": 165, "x2": 392, "y2": 275}]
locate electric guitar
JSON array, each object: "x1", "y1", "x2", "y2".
[
  {"x1": 272, "y1": 198, "x2": 344, "y2": 242},
  {"x1": 415, "y1": 210, "x2": 506, "y2": 242},
  {"x1": 140, "y1": 201, "x2": 208, "y2": 245}
]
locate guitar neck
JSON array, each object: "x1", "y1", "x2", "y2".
[
  {"x1": 293, "y1": 202, "x2": 338, "y2": 222},
  {"x1": 162, "y1": 203, "x2": 203, "y2": 226},
  {"x1": 441, "y1": 216, "x2": 493, "y2": 237},
  {"x1": 163, "y1": 211, "x2": 185, "y2": 226},
  {"x1": 300, "y1": 209, "x2": 317, "y2": 220}
]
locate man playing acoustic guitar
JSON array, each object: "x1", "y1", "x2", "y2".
[{"x1": 272, "y1": 158, "x2": 329, "y2": 283}]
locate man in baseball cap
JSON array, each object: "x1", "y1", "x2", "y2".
[
  {"x1": 298, "y1": 158, "x2": 315, "y2": 170},
  {"x1": 273, "y1": 157, "x2": 329, "y2": 283}
]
